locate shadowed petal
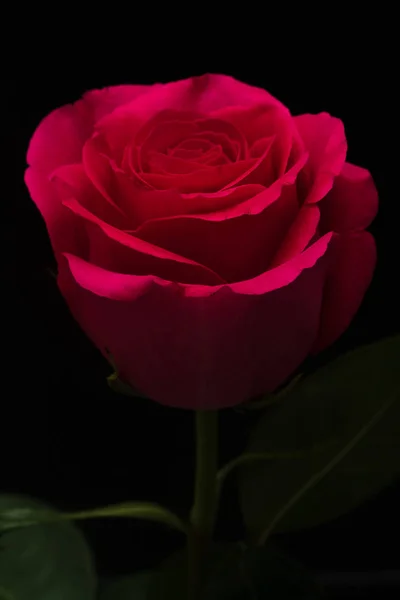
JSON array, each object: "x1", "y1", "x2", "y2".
[
  {"x1": 320, "y1": 162, "x2": 378, "y2": 233},
  {"x1": 312, "y1": 232, "x2": 376, "y2": 352},
  {"x1": 59, "y1": 234, "x2": 331, "y2": 408}
]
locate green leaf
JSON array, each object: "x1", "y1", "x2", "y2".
[
  {"x1": 243, "y1": 374, "x2": 304, "y2": 411},
  {"x1": 97, "y1": 572, "x2": 152, "y2": 599},
  {"x1": 239, "y1": 336, "x2": 400, "y2": 541},
  {"x1": 0, "y1": 502, "x2": 187, "y2": 536},
  {"x1": 217, "y1": 442, "x2": 337, "y2": 495},
  {"x1": 0, "y1": 494, "x2": 96, "y2": 600}
]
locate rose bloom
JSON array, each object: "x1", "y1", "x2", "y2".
[{"x1": 25, "y1": 74, "x2": 378, "y2": 409}]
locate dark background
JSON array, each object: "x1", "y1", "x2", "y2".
[{"x1": 4, "y1": 39, "x2": 399, "y2": 596}]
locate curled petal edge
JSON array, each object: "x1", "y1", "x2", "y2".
[{"x1": 62, "y1": 232, "x2": 333, "y2": 301}]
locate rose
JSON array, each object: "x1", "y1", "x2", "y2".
[{"x1": 25, "y1": 74, "x2": 378, "y2": 409}]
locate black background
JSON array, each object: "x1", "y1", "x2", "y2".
[{"x1": 4, "y1": 33, "x2": 399, "y2": 595}]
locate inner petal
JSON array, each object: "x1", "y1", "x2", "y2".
[
  {"x1": 171, "y1": 137, "x2": 227, "y2": 165},
  {"x1": 172, "y1": 138, "x2": 214, "y2": 155},
  {"x1": 133, "y1": 110, "x2": 203, "y2": 173},
  {"x1": 187, "y1": 131, "x2": 237, "y2": 162},
  {"x1": 141, "y1": 120, "x2": 198, "y2": 155},
  {"x1": 196, "y1": 116, "x2": 248, "y2": 160},
  {"x1": 146, "y1": 151, "x2": 214, "y2": 175},
  {"x1": 115, "y1": 109, "x2": 253, "y2": 191}
]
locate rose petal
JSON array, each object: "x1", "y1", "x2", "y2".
[
  {"x1": 176, "y1": 144, "x2": 227, "y2": 166},
  {"x1": 312, "y1": 231, "x2": 376, "y2": 352},
  {"x1": 82, "y1": 134, "x2": 142, "y2": 225},
  {"x1": 133, "y1": 152, "x2": 307, "y2": 225},
  {"x1": 50, "y1": 163, "x2": 127, "y2": 229},
  {"x1": 63, "y1": 231, "x2": 332, "y2": 299},
  {"x1": 294, "y1": 113, "x2": 347, "y2": 204},
  {"x1": 82, "y1": 85, "x2": 152, "y2": 121},
  {"x1": 194, "y1": 117, "x2": 248, "y2": 159},
  {"x1": 25, "y1": 167, "x2": 87, "y2": 257},
  {"x1": 171, "y1": 138, "x2": 215, "y2": 160},
  {"x1": 63, "y1": 198, "x2": 225, "y2": 286},
  {"x1": 133, "y1": 184, "x2": 268, "y2": 225},
  {"x1": 59, "y1": 233, "x2": 331, "y2": 408},
  {"x1": 319, "y1": 162, "x2": 378, "y2": 233},
  {"x1": 146, "y1": 151, "x2": 213, "y2": 175},
  {"x1": 270, "y1": 205, "x2": 321, "y2": 267},
  {"x1": 95, "y1": 74, "x2": 285, "y2": 148},
  {"x1": 27, "y1": 85, "x2": 151, "y2": 175},
  {"x1": 136, "y1": 137, "x2": 274, "y2": 193},
  {"x1": 95, "y1": 74, "x2": 285, "y2": 160},
  {"x1": 136, "y1": 113, "x2": 246, "y2": 164},
  {"x1": 140, "y1": 119, "x2": 199, "y2": 166},
  {"x1": 134, "y1": 184, "x2": 299, "y2": 282},
  {"x1": 212, "y1": 104, "x2": 295, "y2": 175},
  {"x1": 83, "y1": 131, "x2": 265, "y2": 224},
  {"x1": 27, "y1": 101, "x2": 92, "y2": 176},
  {"x1": 170, "y1": 141, "x2": 228, "y2": 167}
]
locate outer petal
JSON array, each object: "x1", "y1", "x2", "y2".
[
  {"x1": 319, "y1": 162, "x2": 378, "y2": 233},
  {"x1": 50, "y1": 163, "x2": 127, "y2": 229},
  {"x1": 27, "y1": 85, "x2": 151, "y2": 175},
  {"x1": 24, "y1": 167, "x2": 87, "y2": 258},
  {"x1": 57, "y1": 234, "x2": 331, "y2": 409},
  {"x1": 96, "y1": 74, "x2": 286, "y2": 151},
  {"x1": 312, "y1": 232, "x2": 376, "y2": 352},
  {"x1": 294, "y1": 113, "x2": 348, "y2": 204},
  {"x1": 82, "y1": 85, "x2": 151, "y2": 121}
]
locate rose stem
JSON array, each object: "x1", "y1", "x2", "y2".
[{"x1": 187, "y1": 409, "x2": 219, "y2": 599}]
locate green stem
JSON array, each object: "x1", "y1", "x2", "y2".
[{"x1": 188, "y1": 410, "x2": 219, "y2": 599}]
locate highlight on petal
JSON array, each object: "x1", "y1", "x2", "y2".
[
  {"x1": 312, "y1": 232, "x2": 377, "y2": 352},
  {"x1": 27, "y1": 101, "x2": 92, "y2": 176},
  {"x1": 95, "y1": 74, "x2": 285, "y2": 145},
  {"x1": 63, "y1": 231, "x2": 332, "y2": 300},
  {"x1": 63, "y1": 198, "x2": 225, "y2": 286},
  {"x1": 26, "y1": 85, "x2": 151, "y2": 175},
  {"x1": 294, "y1": 113, "x2": 347, "y2": 204},
  {"x1": 186, "y1": 74, "x2": 286, "y2": 112},
  {"x1": 82, "y1": 84, "x2": 152, "y2": 121},
  {"x1": 319, "y1": 162, "x2": 378, "y2": 233}
]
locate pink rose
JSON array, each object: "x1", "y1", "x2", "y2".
[{"x1": 25, "y1": 74, "x2": 378, "y2": 409}]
